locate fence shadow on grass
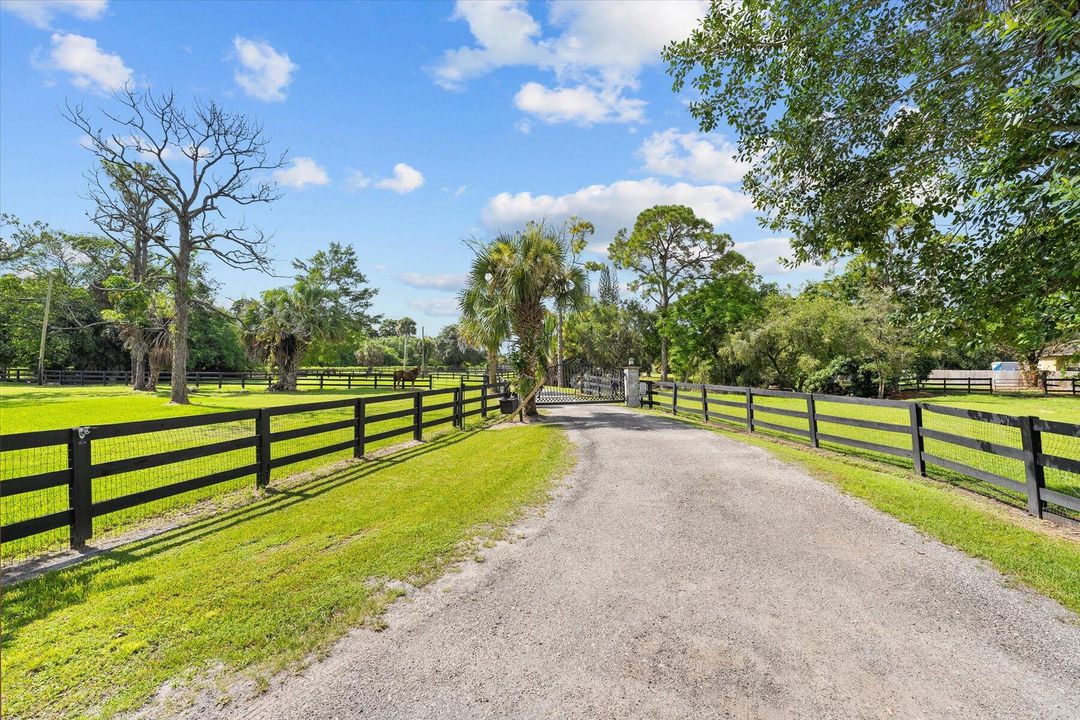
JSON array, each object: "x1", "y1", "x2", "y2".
[{"x1": 1, "y1": 430, "x2": 476, "y2": 631}]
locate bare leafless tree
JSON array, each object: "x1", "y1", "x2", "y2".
[{"x1": 66, "y1": 88, "x2": 286, "y2": 403}]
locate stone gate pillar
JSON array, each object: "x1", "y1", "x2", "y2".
[{"x1": 624, "y1": 360, "x2": 641, "y2": 408}]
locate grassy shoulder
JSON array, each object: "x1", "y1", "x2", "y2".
[
  {"x1": 1, "y1": 422, "x2": 574, "y2": 720},
  {"x1": 643, "y1": 408, "x2": 1080, "y2": 617}
]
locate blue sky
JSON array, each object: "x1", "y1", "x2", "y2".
[{"x1": 0, "y1": 0, "x2": 830, "y2": 331}]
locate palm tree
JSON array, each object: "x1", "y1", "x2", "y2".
[
  {"x1": 462, "y1": 223, "x2": 589, "y2": 416},
  {"x1": 550, "y1": 262, "x2": 589, "y2": 387},
  {"x1": 240, "y1": 282, "x2": 339, "y2": 391},
  {"x1": 459, "y1": 284, "x2": 512, "y2": 385},
  {"x1": 551, "y1": 219, "x2": 592, "y2": 387}
]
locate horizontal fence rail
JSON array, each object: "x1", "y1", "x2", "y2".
[
  {"x1": 899, "y1": 376, "x2": 995, "y2": 394},
  {"x1": 0, "y1": 367, "x2": 514, "y2": 390},
  {"x1": 0, "y1": 382, "x2": 510, "y2": 554},
  {"x1": 644, "y1": 381, "x2": 1080, "y2": 525}
]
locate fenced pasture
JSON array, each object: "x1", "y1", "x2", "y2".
[
  {"x1": 646, "y1": 382, "x2": 1080, "y2": 524},
  {"x1": 0, "y1": 381, "x2": 508, "y2": 557},
  {"x1": 0, "y1": 366, "x2": 510, "y2": 390},
  {"x1": 899, "y1": 373, "x2": 1079, "y2": 396}
]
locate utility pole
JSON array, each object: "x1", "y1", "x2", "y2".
[
  {"x1": 37, "y1": 273, "x2": 54, "y2": 386},
  {"x1": 420, "y1": 326, "x2": 427, "y2": 375}
]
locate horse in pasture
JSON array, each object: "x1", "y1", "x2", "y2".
[{"x1": 394, "y1": 366, "x2": 421, "y2": 389}]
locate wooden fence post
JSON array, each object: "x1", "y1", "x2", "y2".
[
  {"x1": 701, "y1": 384, "x2": 709, "y2": 424},
  {"x1": 481, "y1": 382, "x2": 488, "y2": 418},
  {"x1": 909, "y1": 403, "x2": 925, "y2": 476},
  {"x1": 745, "y1": 388, "x2": 753, "y2": 432},
  {"x1": 1019, "y1": 416, "x2": 1045, "y2": 518},
  {"x1": 454, "y1": 387, "x2": 463, "y2": 428},
  {"x1": 256, "y1": 409, "x2": 271, "y2": 488},
  {"x1": 413, "y1": 392, "x2": 423, "y2": 442},
  {"x1": 354, "y1": 399, "x2": 366, "y2": 458},
  {"x1": 69, "y1": 427, "x2": 93, "y2": 549},
  {"x1": 806, "y1": 394, "x2": 819, "y2": 448},
  {"x1": 672, "y1": 382, "x2": 678, "y2": 416}
]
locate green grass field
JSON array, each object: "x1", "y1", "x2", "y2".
[
  {"x1": 655, "y1": 389, "x2": 1080, "y2": 513},
  {"x1": 1, "y1": 422, "x2": 572, "y2": 720},
  {"x1": 0, "y1": 380, "x2": 504, "y2": 557}
]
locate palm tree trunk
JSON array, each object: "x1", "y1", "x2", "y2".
[
  {"x1": 556, "y1": 309, "x2": 564, "y2": 388},
  {"x1": 487, "y1": 345, "x2": 498, "y2": 385},
  {"x1": 516, "y1": 301, "x2": 545, "y2": 417}
]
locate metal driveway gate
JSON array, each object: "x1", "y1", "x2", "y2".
[{"x1": 537, "y1": 359, "x2": 624, "y2": 405}]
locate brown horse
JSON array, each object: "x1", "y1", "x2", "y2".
[{"x1": 393, "y1": 366, "x2": 421, "y2": 389}]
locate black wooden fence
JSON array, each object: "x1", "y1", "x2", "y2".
[
  {"x1": 0, "y1": 368, "x2": 499, "y2": 389},
  {"x1": 898, "y1": 374, "x2": 1080, "y2": 396},
  {"x1": 1044, "y1": 376, "x2": 1080, "y2": 396},
  {"x1": 0, "y1": 382, "x2": 509, "y2": 551},
  {"x1": 644, "y1": 381, "x2": 1080, "y2": 524},
  {"x1": 899, "y1": 376, "x2": 995, "y2": 394}
]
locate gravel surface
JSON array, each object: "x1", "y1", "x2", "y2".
[{"x1": 189, "y1": 404, "x2": 1079, "y2": 720}]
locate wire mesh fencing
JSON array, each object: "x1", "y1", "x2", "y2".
[
  {"x1": 0, "y1": 434, "x2": 70, "y2": 556},
  {"x1": 0, "y1": 382, "x2": 511, "y2": 560},
  {"x1": 90, "y1": 416, "x2": 257, "y2": 538}
]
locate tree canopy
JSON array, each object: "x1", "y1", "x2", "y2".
[
  {"x1": 608, "y1": 204, "x2": 735, "y2": 380},
  {"x1": 665, "y1": 0, "x2": 1079, "y2": 368}
]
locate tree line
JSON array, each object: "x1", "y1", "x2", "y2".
[{"x1": 3, "y1": 0, "x2": 1075, "y2": 409}]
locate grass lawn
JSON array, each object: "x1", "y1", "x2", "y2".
[
  {"x1": 0, "y1": 378, "x2": 482, "y2": 432},
  {"x1": 0, "y1": 382, "x2": 504, "y2": 558},
  {"x1": 1, "y1": 422, "x2": 573, "y2": 720},
  {"x1": 920, "y1": 392, "x2": 1080, "y2": 423},
  {"x1": 645, "y1": 408, "x2": 1080, "y2": 617}
]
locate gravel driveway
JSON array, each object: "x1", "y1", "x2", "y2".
[{"x1": 202, "y1": 404, "x2": 1079, "y2": 720}]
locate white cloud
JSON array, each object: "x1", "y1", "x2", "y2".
[
  {"x1": 2, "y1": 0, "x2": 107, "y2": 29},
  {"x1": 733, "y1": 236, "x2": 838, "y2": 285},
  {"x1": 431, "y1": 0, "x2": 549, "y2": 90},
  {"x1": 346, "y1": 170, "x2": 371, "y2": 189},
  {"x1": 732, "y1": 237, "x2": 796, "y2": 275},
  {"x1": 273, "y1": 157, "x2": 329, "y2": 188},
  {"x1": 232, "y1": 37, "x2": 297, "y2": 102},
  {"x1": 638, "y1": 129, "x2": 750, "y2": 184},
  {"x1": 514, "y1": 82, "x2": 644, "y2": 125},
  {"x1": 483, "y1": 177, "x2": 753, "y2": 241},
  {"x1": 408, "y1": 297, "x2": 460, "y2": 317},
  {"x1": 42, "y1": 32, "x2": 131, "y2": 93},
  {"x1": 375, "y1": 163, "x2": 425, "y2": 194},
  {"x1": 399, "y1": 272, "x2": 467, "y2": 291},
  {"x1": 347, "y1": 163, "x2": 425, "y2": 194},
  {"x1": 433, "y1": 0, "x2": 706, "y2": 124}
]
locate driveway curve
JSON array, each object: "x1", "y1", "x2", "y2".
[{"x1": 201, "y1": 404, "x2": 1079, "y2": 720}]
